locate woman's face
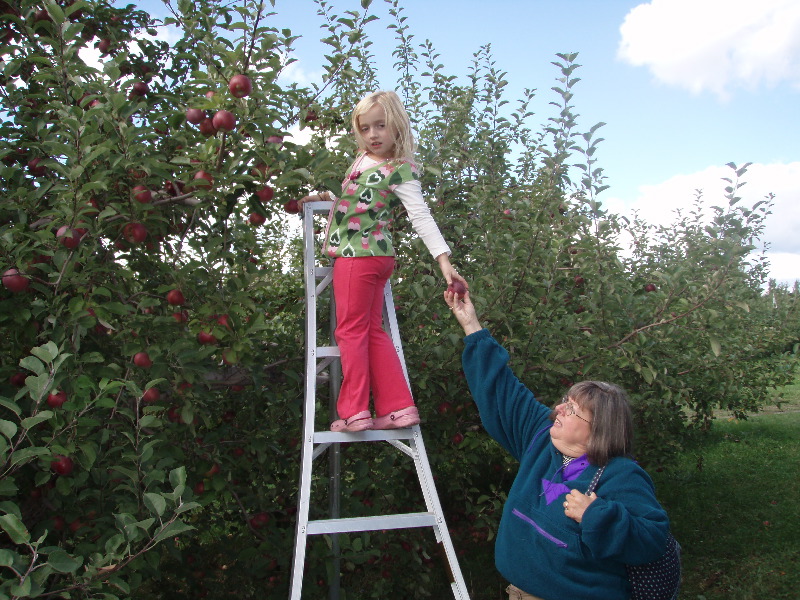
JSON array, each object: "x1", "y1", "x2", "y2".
[{"x1": 549, "y1": 398, "x2": 593, "y2": 457}]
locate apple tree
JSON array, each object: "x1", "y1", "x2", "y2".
[{"x1": 1, "y1": 0, "x2": 798, "y2": 598}]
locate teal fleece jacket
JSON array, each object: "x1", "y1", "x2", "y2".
[{"x1": 463, "y1": 329, "x2": 670, "y2": 600}]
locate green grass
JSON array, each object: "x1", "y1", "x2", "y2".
[{"x1": 652, "y1": 381, "x2": 800, "y2": 600}]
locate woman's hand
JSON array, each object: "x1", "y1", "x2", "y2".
[
  {"x1": 563, "y1": 489, "x2": 598, "y2": 524},
  {"x1": 444, "y1": 287, "x2": 482, "y2": 336}
]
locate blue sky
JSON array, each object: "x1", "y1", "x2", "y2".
[{"x1": 122, "y1": 0, "x2": 800, "y2": 285}]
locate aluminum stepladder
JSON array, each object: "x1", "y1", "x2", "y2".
[{"x1": 289, "y1": 200, "x2": 470, "y2": 600}]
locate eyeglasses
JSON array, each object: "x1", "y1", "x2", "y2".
[{"x1": 561, "y1": 401, "x2": 592, "y2": 425}]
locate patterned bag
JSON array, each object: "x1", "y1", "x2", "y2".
[{"x1": 587, "y1": 467, "x2": 681, "y2": 600}]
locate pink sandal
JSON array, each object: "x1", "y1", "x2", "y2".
[
  {"x1": 330, "y1": 410, "x2": 374, "y2": 432},
  {"x1": 373, "y1": 406, "x2": 420, "y2": 430}
]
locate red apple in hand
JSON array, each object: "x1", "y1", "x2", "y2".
[
  {"x1": 284, "y1": 199, "x2": 299, "y2": 214},
  {"x1": 228, "y1": 74, "x2": 252, "y2": 98},
  {"x1": 447, "y1": 280, "x2": 467, "y2": 296},
  {"x1": 2, "y1": 268, "x2": 29, "y2": 293}
]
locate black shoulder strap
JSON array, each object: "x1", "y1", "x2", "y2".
[{"x1": 586, "y1": 465, "x2": 606, "y2": 495}]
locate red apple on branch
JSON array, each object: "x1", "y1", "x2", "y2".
[
  {"x1": 27, "y1": 157, "x2": 46, "y2": 176},
  {"x1": 97, "y1": 38, "x2": 112, "y2": 54},
  {"x1": 192, "y1": 170, "x2": 214, "y2": 189},
  {"x1": 212, "y1": 110, "x2": 236, "y2": 132},
  {"x1": 129, "y1": 80, "x2": 148, "y2": 98},
  {"x1": 9, "y1": 372, "x2": 27, "y2": 387},
  {"x1": 185, "y1": 108, "x2": 205, "y2": 124},
  {"x1": 51, "y1": 455, "x2": 74, "y2": 476},
  {"x1": 198, "y1": 117, "x2": 217, "y2": 136},
  {"x1": 197, "y1": 330, "x2": 217, "y2": 345},
  {"x1": 56, "y1": 225, "x2": 85, "y2": 249},
  {"x1": 132, "y1": 185, "x2": 152, "y2": 203},
  {"x1": 122, "y1": 222, "x2": 147, "y2": 243},
  {"x1": 133, "y1": 351, "x2": 152, "y2": 368},
  {"x1": 141, "y1": 387, "x2": 160, "y2": 403},
  {"x1": 47, "y1": 390, "x2": 68, "y2": 408},
  {"x1": 2, "y1": 268, "x2": 29, "y2": 292},
  {"x1": 228, "y1": 74, "x2": 252, "y2": 98},
  {"x1": 249, "y1": 212, "x2": 266, "y2": 225},
  {"x1": 644, "y1": 283, "x2": 657, "y2": 292},
  {"x1": 256, "y1": 185, "x2": 274, "y2": 202},
  {"x1": 166, "y1": 289, "x2": 185, "y2": 305}
]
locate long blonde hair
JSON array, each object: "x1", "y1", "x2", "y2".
[{"x1": 351, "y1": 91, "x2": 416, "y2": 162}]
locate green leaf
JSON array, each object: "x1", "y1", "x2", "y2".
[
  {"x1": 154, "y1": 520, "x2": 194, "y2": 543},
  {"x1": 25, "y1": 374, "x2": 51, "y2": 401},
  {"x1": 30, "y1": 342, "x2": 59, "y2": 364},
  {"x1": 0, "y1": 548, "x2": 14, "y2": 567},
  {"x1": 0, "y1": 477, "x2": 17, "y2": 497},
  {"x1": 0, "y1": 420, "x2": 17, "y2": 441},
  {"x1": 169, "y1": 466, "x2": 187, "y2": 488},
  {"x1": 21, "y1": 412, "x2": 53, "y2": 430},
  {"x1": 46, "y1": 548, "x2": 82, "y2": 573},
  {"x1": 19, "y1": 356, "x2": 45, "y2": 376},
  {"x1": 143, "y1": 493, "x2": 166, "y2": 517},
  {"x1": 710, "y1": 338, "x2": 722, "y2": 357},
  {"x1": 10, "y1": 447, "x2": 50, "y2": 468},
  {"x1": 0, "y1": 513, "x2": 30, "y2": 545}
]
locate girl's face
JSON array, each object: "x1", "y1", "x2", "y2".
[{"x1": 357, "y1": 104, "x2": 396, "y2": 159}]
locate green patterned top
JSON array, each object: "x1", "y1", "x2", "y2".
[{"x1": 324, "y1": 156, "x2": 418, "y2": 258}]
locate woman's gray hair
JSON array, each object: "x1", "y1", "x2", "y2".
[{"x1": 567, "y1": 380, "x2": 633, "y2": 466}]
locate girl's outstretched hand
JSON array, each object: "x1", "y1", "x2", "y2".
[
  {"x1": 444, "y1": 288, "x2": 482, "y2": 336},
  {"x1": 436, "y1": 254, "x2": 468, "y2": 291}
]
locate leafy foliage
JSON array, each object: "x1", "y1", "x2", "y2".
[{"x1": 0, "y1": 0, "x2": 798, "y2": 598}]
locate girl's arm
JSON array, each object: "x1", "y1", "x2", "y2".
[
  {"x1": 395, "y1": 179, "x2": 467, "y2": 287},
  {"x1": 296, "y1": 190, "x2": 334, "y2": 210}
]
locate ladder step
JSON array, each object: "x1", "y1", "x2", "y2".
[
  {"x1": 314, "y1": 429, "x2": 416, "y2": 444},
  {"x1": 316, "y1": 345, "x2": 340, "y2": 357},
  {"x1": 306, "y1": 512, "x2": 438, "y2": 535}
]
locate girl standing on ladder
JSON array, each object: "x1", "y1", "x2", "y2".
[{"x1": 297, "y1": 90, "x2": 467, "y2": 433}]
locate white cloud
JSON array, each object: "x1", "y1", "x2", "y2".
[
  {"x1": 618, "y1": 0, "x2": 800, "y2": 98},
  {"x1": 278, "y1": 60, "x2": 324, "y2": 87},
  {"x1": 604, "y1": 162, "x2": 800, "y2": 285}
]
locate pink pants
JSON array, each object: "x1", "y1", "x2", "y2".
[{"x1": 333, "y1": 256, "x2": 414, "y2": 419}]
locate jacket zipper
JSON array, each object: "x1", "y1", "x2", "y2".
[{"x1": 512, "y1": 508, "x2": 568, "y2": 548}]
